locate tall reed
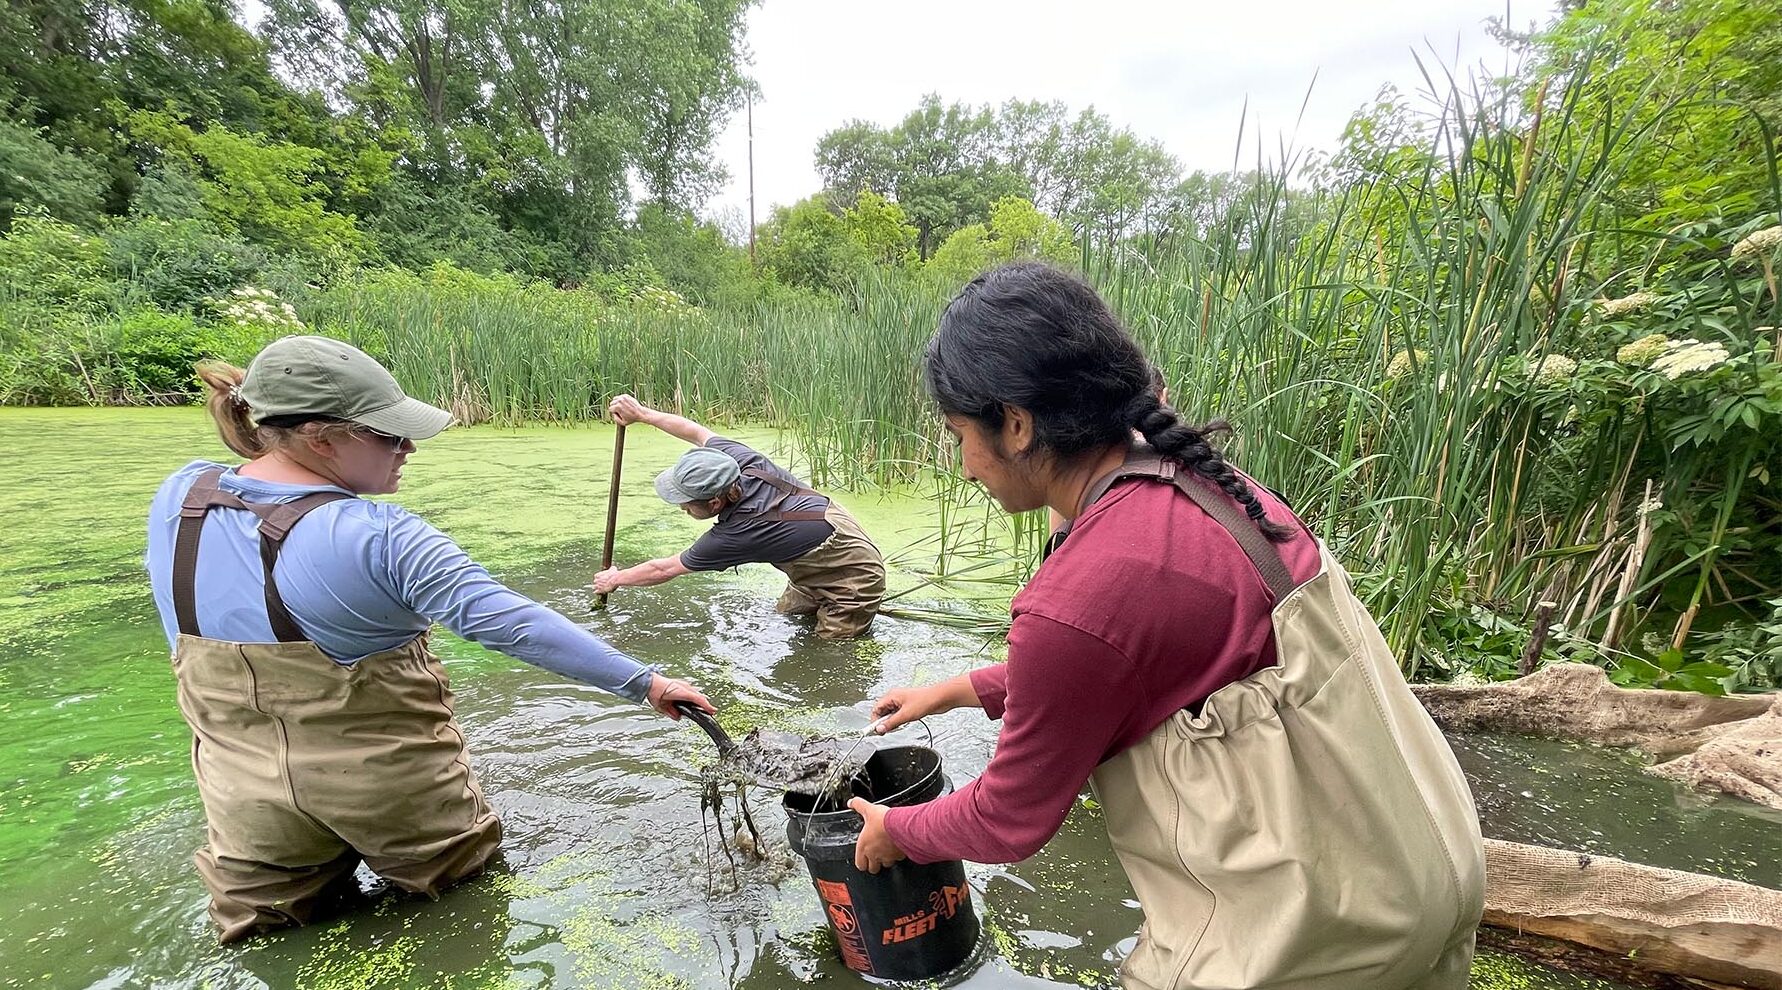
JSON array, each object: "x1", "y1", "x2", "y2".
[{"x1": 298, "y1": 62, "x2": 1779, "y2": 674}]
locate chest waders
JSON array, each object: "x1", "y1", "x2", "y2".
[
  {"x1": 1072, "y1": 456, "x2": 1484, "y2": 990},
  {"x1": 169, "y1": 469, "x2": 502, "y2": 943},
  {"x1": 737, "y1": 468, "x2": 886, "y2": 639}
]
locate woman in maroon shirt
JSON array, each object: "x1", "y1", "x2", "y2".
[{"x1": 850, "y1": 263, "x2": 1483, "y2": 990}]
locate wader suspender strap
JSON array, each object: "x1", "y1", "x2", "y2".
[
  {"x1": 171, "y1": 469, "x2": 354, "y2": 641},
  {"x1": 1075, "y1": 454, "x2": 1298, "y2": 601},
  {"x1": 734, "y1": 467, "x2": 830, "y2": 522}
]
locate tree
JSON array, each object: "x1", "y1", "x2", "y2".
[
  {"x1": 629, "y1": 203, "x2": 752, "y2": 306},
  {"x1": 126, "y1": 110, "x2": 370, "y2": 258},
  {"x1": 0, "y1": 121, "x2": 105, "y2": 227},
  {"x1": 1522, "y1": 0, "x2": 1782, "y2": 233},
  {"x1": 927, "y1": 196, "x2": 1074, "y2": 285},
  {"x1": 985, "y1": 197, "x2": 1074, "y2": 261},
  {"x1": 756, "y1": 196, "x2": 869, "y2": 294},
  {"x1": 2, "y1": 0, "x2": 346, "y2": 216},
  {"x1": 360, "y1": 172, "x2": 531, "y2": 273},
  {"x1": 260, "y1": 0, "x2": 757, "y2": 278},
  {"x1": 816, "y1": 95, "x2": 1029, "y2": 259},
  {"x1": 814, "y1": 122, "x2": 898, "y2": 206},
  {"x1": 627, "y1": 0, "x2": 756, "y2": 207},
  {"x1": 843, "y1": 191, "x2": 918, "y2": 266},
  {"x1": 817, "y1": 96, "x2": 1181, "y2": 255}
]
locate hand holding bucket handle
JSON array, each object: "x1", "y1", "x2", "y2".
[{"x1": 852, "y1": 694, "x2": 945, "y2": 873}]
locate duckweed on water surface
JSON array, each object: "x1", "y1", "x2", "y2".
[{"x1": 0, "y1": 409, "x2": 1674, "y2": 990}]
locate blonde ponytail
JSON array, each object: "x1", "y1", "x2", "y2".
[{"x1": 196, "y1": 360, "x2": 271, "y2": 458}]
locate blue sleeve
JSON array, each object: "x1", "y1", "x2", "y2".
[{"x1": 375, "y1": 506, "x2": 658, "y2": 703}]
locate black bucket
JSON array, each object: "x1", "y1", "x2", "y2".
[{"x1": 783, "y1": 744, "x2": 980, "y2": 981}]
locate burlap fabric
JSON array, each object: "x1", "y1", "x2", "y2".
[
  {"x1": 1484, "y1": 839, "x2": 1782, "y2": 989},
  {"x1": 1646, "y1": 693, "x2": 1782, "y2": 810},
  {"x1": 1412, "y1": 664, "x2": 1770, "y2": 758},
  {"x1": 1413, "y1": 665, "x2": 1782, "y2": 810}
]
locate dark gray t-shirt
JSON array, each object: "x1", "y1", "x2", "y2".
[{"x1": 679, "y1": 438, "x2": 833, "y2": 571}]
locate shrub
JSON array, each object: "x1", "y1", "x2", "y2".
[
  {"x1": 0, "y1": 213, "x2": 121, "y2": 317},
  {"x1": 104, "y1": 217, "x2": 265, "y2": 313},
  {"x1": 105, "y1": 309, "x2": 253, "y2": 402},
  {"x1": 0, "y1": 121, "x2": 106, "y2": 228}
]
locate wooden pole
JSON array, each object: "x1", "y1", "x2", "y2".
[
  {"x1": 747, "y1": 97, "x2": 756, "y2": 268},
  {"x1": 1519, "y1": 599, "x2": 1557, "y2": 677},
  {"x1": 597, "y1": 422, "x2": 626, "y2": 608}
]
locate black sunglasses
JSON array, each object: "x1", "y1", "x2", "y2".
[{"x1": 359, "y1": 427, "x2": 411, "y2": 449}]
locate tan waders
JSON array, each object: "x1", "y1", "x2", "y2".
[
  {"x1": 1081, "y1": 457, "x2": 1485, "y2": 990},
  {"x1": 169, "y1": 470, "x2": 502, "y2": 942},
  {"x1": 738, "y1": 469, "x2": 886, "y2": 639}
]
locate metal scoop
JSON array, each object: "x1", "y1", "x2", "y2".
[{"x1": 674, "y1": 702, "x2": 866, "y2": 799}]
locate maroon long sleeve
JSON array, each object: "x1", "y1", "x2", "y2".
[{"x1": 884, "y1": 474, "x2": 1322, "y2": 865}]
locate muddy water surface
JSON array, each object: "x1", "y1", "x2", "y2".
[
  {"x1": 0, "y1": 409, "x2": 1656, "y2": 989},
  {"x1": 1450, "y1": 731, "x2": 1782, "y2": 888}
]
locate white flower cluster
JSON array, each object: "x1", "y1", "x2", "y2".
[
  {"x1": 1730, "y1": 225, "x2": 1782, "y2": 263},
  {"x1": 634, "y1": 284, "x2": 695, "y2": 312},
  {"x1": 1527, "y1": 353, "x2": 1578, "y2": 384},
  {"x1": 1385, "y1": 348, "x2": 1428, "y2": 380},
  {"x1": 1595, "y1": 291, "x2": 1659, "y2": 318},
  {"x1": 1649, "y1": 339, "x2": 1730, "y2": 380},
  {"x1": 1615, "y1": 333, "x2": 1671, "y2": 365},
  {"x1": 216, "y1": 286, "x2": 304, "y2": 332}
]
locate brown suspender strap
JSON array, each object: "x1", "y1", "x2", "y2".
[
  {"x1": 742, "y1": 467, "x2": 818, "y2": 496},
  {"x1": 1076, "y1": 453, "x2": 1299, "y2": 601},
  {"x1": 172, "y1": 469, "x2": 226, "y2": 638},
  {"x1": 764, "y1": 509, "x2": 832, "y2": 522},
  {"x1": 250, "y1": 490, "x2": 353, "y2": 641},
  {"x1": 171, "y1": 468, "x2": 354, "y2": 641},
  {"x1": 736, "y1": 467, "x2": 831, "y2": 522}
]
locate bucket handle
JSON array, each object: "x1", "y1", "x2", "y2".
[
  {"x1": 822, "y1": 717, "x2": 938, "y2": 808},
  {"x1": 836, "y1": 715, "x2": 933, "y2": 772}
]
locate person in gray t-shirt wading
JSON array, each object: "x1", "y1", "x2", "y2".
[{"x1": 593, "y1": 395, "x2": 886, "y2": 639}]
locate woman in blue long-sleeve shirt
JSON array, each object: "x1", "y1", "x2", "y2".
[{"x1": 144, "y1": 335, "x2": 714, "y2": 943}]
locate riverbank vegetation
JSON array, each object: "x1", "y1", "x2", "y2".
[{"x1": 2, "y1": 0, "x2": 1778, "y2": 688}]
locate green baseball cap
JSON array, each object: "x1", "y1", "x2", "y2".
[
  {"x1": 655, "y1": 447, "x2": 742, "y2": 504},
  {"x1": 241, "y1": 335, "x2": 453, "y2": 440}
]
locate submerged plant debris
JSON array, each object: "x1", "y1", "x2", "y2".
[{"x1": 694, "y1": 727, "x2": 869, "y2": 892}]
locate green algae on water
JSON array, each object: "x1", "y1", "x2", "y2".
[
  {"x1": 0, "y1": 408, "x2": 1668, "y2": 990},
  {"x1": 293, "y1": 921, "x2": 421, "y2": 989},
  {"x1": 1468, "y1": 949, "x2": 1625, "y2": 990},
  {"x1": 560, "y1": 891, "x2": 700, "y2": 990}
]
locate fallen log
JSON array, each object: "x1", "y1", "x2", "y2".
[
  {"x1": 1484, "y1": 839, "x2": 1782, "y2": 990},
  {"x1": 1648, "y1": 694, "x2": 1782, "y2": 810},
  {"x1": 1478, "y1": 927, "x2": 1742, "y2": 989},
  {"x1": 1412, "y1": 664, "x2": 1782, "y2": 809},
  {"x1": 1413, "y1": 664, "x2": 1771, "y2": 759}
]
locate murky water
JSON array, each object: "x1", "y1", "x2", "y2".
[
  {"x1": 1451, "y1": 731, "x2": 1782, "y2": 888},
  {"x1": 0, "y1": 408, "x2": 1727, "y2": 990}
]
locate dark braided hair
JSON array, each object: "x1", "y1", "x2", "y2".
[{"x1": 925, "y1": 262, "x2": 1293, "y2": 542}]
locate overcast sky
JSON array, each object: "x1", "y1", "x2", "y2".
[{"x1": 703, "y1": 0, "x2": 1558, "y2": 226}]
